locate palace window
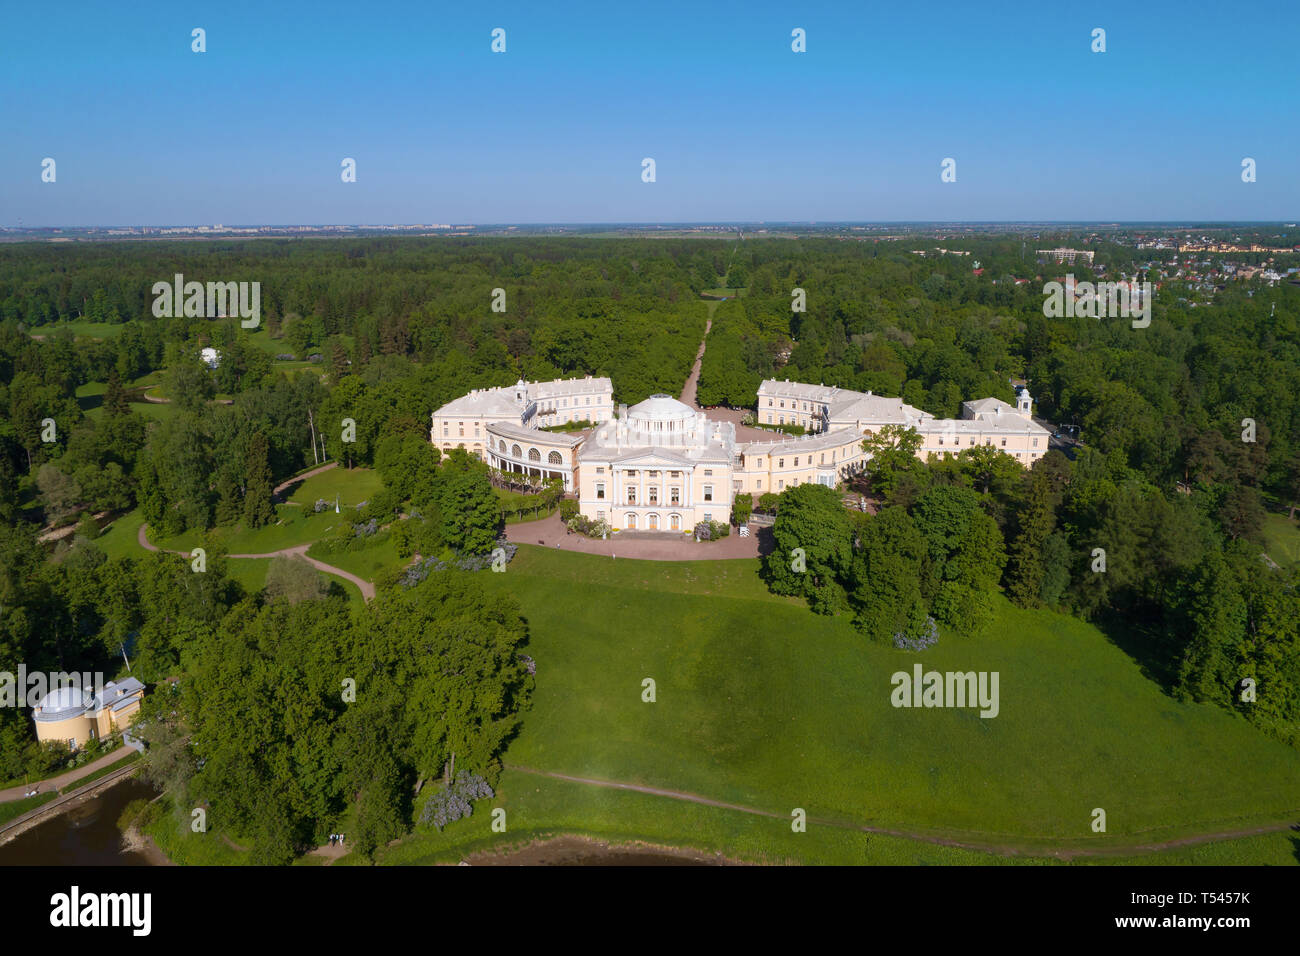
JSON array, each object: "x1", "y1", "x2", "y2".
[
  {"x1": 1001, "y1": 438, "x2": 1007, "y2": 447},
  {"x1": 512, "y1": 444, "x2": 522, "y2": 458},
  {"x1": 528, "y1": 447, "x2": 541, "y2": 461},
  {"x1": 968, "y1": 437, "x2": 975, "y2": 445},
  {"x1": 596, "y1": 483, "x2": 605, "y2": 500},
  {"x1": 757, "y1": 479, "x2": 762, "y2": 489},
  {"x1": 768, "y1": 399, "x2": 773, "y2": 406},
  {"x1": 670, "y1": 487, "x2": 681, "y2": 505},
  {"x1": 597, "y1": 510, "x2": 605, "y2": 520},
  {"x1": 1032, "y1": 438, "x2": 1039, "y2": 447},
  {"x1": 794, "y1": 457, "x2": 799, "y2": 466},
  {"x1": 703, "y1": 485, "x2": 713, "y2": 502},
  {"x1": 778, "y1": 459, "x2": 784, "y2": 468},
  {"x1": 627, "y1": 488, "x2": 637, "y2": 504},
  {"x1": 778, "y1": 480, "x2": 784, "y2": 490},
  {"x1": 703, "y1": 469, "x2": 712, "y2": 476},
  {"x1": 649, "y1": 486, "x2": 659, "y2": 504},
  {"x1": 458, "y1": 421, "x2": 464, "y2": 437},
  {"x1": 548, "y1": 451, "x2": 563, "y2": 465},
  {"x1": 596, "y1": 467, "x2": 604, "y2": 474}
]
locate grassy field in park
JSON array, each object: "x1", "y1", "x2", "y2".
[
  {"x1": 75, "y1": 380, "x2": 180, "y2": 423},
  {"x1": 437, "y1": 545, "x2": 1300, "y2": 863},
  {"x1": 222, "y1": 556, "x2": 365, "y2": 604},
  {"x1": 372, "y1": 769, "x2": 1300, "y2": 866},
  {"x1": 305, "y1": 535, "x2": 405, "y2": 585},
  {"x1": 287, "y1": 466, "x2": 384, "y2": 509},
  {"x1": 149, "y1": 506, "x2": 354, "y2": 555},
  {"x1": 1261, "y1": 512, "x2": 1300, "y2": 569},
  {"x1": 91, "y1": 510, "x2": 147, "y2": 560}
]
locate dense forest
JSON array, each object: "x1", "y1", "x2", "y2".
[{"x1": 1, "y1": 235, "x2": 1298, "y2": 860}]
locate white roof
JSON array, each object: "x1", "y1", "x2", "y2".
[{"x1": 628, "y1": 394, "x2": 695, "y2": 421}]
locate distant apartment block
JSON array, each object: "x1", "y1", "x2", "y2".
[{"x1": 1037, "y1": 248, "x2": 1095, "y2": 265}]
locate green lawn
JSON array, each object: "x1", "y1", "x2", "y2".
[
  {"x1": 1261, "y1": 512, "x2": 1300, "y2": 569},
  {"x1": 75, "y1": 380, "x2": 181, "y2": 423},
  {"x1": 0, "y1": 792, "x2": 57, "y2": 826},
  {"x1": 306, "y1": 535, "x2": 404, "y2": 584},
  {"x1": 93, "y1": 510, "x2": 147, "y2": 560},
  {"x1": 410, "y1": 545, "x2": 1300, "y2": 863},
  {"x1": 374, "y1": 768, "x2": 1300, "y2": 866},
  {"x1": 287, "y1": 467, "x2": 384, "y2": 509},
  {"x1": 149, "y1": 506, "x2": 355, "y2": 555}
]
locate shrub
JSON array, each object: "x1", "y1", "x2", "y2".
[
  {"x1": 893, "y1": 616, "x2": 939, "y2": 652},
  {"x1": 566, "y1": 515, "x2": 610, "y2": 538},
  {"x1": 419, "y1": 771, "x2": 496, "y2": 831},
  {"x1": 757, "y1": 492, "x2": 781, "y2": 515},
  {"x1": 693, "y1": 521, "x2": 712, "y2": 541},
  {"x1": 731, "y1": 494, "x2": 752, "y2": 525},
  {"x1": 559, "y1": 499, "x2": 579, "y2": 523}
]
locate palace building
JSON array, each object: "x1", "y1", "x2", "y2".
[{"x1": 431, "y1": 375, "x2": 1051, "y2": 530}]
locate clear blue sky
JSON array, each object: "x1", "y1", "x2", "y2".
[{"x1": 2, "y1": 0, "x2": 1296, "y2": 226}]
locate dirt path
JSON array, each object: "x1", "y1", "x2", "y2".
[
  {"x1": 508, "y1": 766, "x2": 1300, "y2": 861},
  {"x1": 678, "y1": 315, "x2": 711, "y2": 409},
  {"x1": 0, "y1": 747, "x2": 137, "y2": 803},
  {"x1": 137, "y1": 523, "x2": 375, "y2": 601}
]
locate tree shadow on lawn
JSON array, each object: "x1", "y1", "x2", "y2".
[{"x1": 1092, "y1": 606, "x2": 1181, "y2": 694}]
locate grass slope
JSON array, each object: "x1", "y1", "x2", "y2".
[{"x1": 459, "y1": 546, "x2": 1300, "y2": 858}]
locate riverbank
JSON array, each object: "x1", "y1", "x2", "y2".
[{"x1": 0, "y1": 764, "x2": 170, "y2": 868}]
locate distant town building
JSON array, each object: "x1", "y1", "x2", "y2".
[{"x1": 1037, "y1": 248, "x2": 1095, "y2": 265}]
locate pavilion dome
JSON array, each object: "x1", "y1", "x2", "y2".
[
  {"x1": 627, "y1": 394, "x2": 695, "y2": 423},
  {"x1": 34, "y1": 686, "x2": 92, "y2": 722}
]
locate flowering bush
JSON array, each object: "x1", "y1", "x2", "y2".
[
  {"x1": 893, "y1": 616, "x2": 939, "y2": 651},
  {"x1": 566, "y1": 515, "x2": 610, "y2": 538},
  {"x1": 419, "y1": 771, "x2": 496, "y2": 831}
]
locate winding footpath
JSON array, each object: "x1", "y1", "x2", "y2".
[
  {"x1": 132, "y1": 461, "x2": 377, "y2": 600},
  {"x1": 136, "y1": 516, "x2": 375, "y2": 603}
]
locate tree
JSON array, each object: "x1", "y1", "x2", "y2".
[
  {"x1": 264, "y1": 555, "x2": 328, "y2": 604},
  {"x1": 1005, "y1": 468, "x2": 1057, "y2": 607},
  {"x1": 912, "y1": 485, "x2": 1007, "y2": 633},
  {"x1": 861, "y1": 424, "x2": 924, "y2": 500},
  {"x1": 36, "y1": 464, "x2": 81, "y2": 524},
  {"x1": 242, "y1": 432, "x2": 276, "y2": 529},
  {"x1": 762, "y1": 483, "x2": 853, "y2": 613},
  {"x1": 851, "y1": 506, "x2": 928, "y2": 644},
  {"x1": 436, "y1": 454, "x2": 500, "y2": 555}
]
